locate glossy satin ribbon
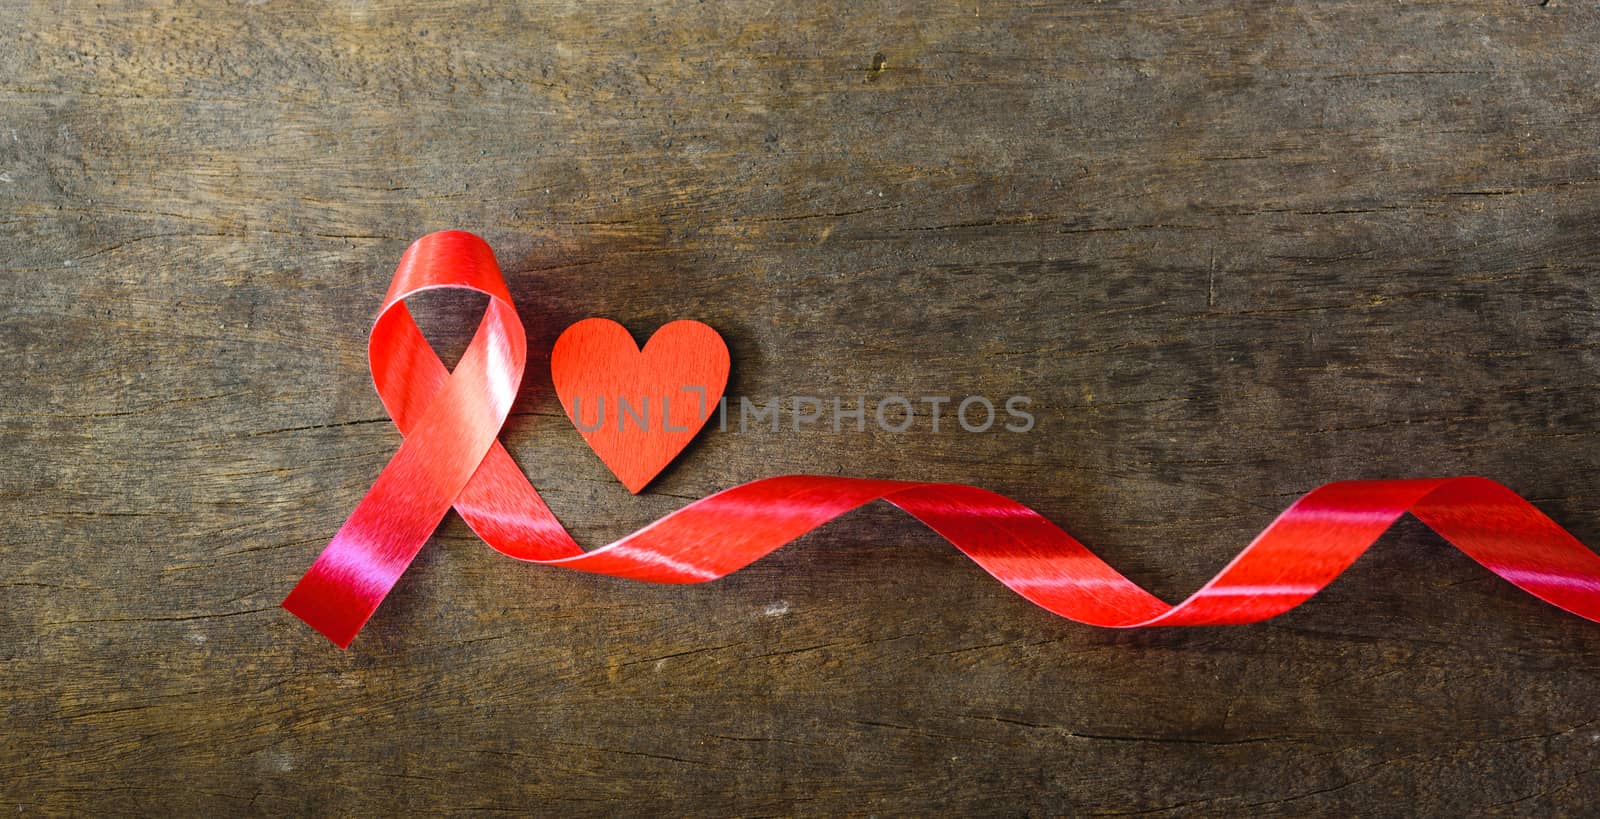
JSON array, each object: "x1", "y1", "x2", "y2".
[{"x1": 282, "y1": 231, "x2": 1600, "y2": 648}]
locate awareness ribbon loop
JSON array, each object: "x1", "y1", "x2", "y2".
[{"x1": 283, "y1": 230, "x2": 1600, "y2": 648}]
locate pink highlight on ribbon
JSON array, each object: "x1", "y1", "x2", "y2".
[{"x1": 282, "y1": 231, "x2": 1600, "y2": 648}]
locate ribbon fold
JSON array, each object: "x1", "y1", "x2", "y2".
[{"x1": 283, "y1": 231, "x2": 1600, "y2": 648}]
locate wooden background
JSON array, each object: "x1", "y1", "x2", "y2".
[{"x1": 4, "y1": 0, "x2": 1599, "y2": 814}]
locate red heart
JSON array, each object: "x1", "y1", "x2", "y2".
[{"x1": 550, "y1": 318, "x2": 730, "y2": 493}]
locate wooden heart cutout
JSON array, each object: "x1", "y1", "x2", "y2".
[{"x1": 550, "y1": 318, "x2": 730, "y2": 493}]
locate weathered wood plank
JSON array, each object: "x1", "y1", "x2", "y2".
[{"x1": 3, "y1": 0, "x2": 1599, "y2": 814}]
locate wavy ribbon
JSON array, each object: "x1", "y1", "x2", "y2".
[{"x1": 282, "y1": 231, "x2": 1600, "y2": 648}]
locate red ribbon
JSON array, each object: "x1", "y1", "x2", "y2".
[{"x1": 283, "y1": 231, "x2": 1600, "y2": 648}]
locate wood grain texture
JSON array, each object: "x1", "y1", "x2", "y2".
[{"x1": 3, "y1": 0, "x2": 1599, "y2": 814}]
